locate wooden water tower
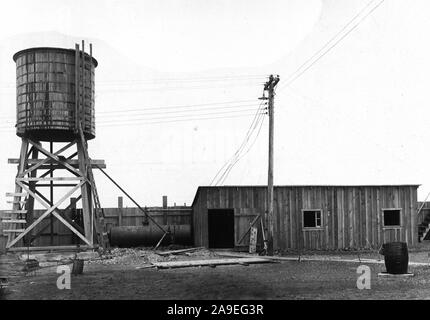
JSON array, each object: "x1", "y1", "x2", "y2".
[{"x1": 2, "y1": 42, "x2": 108, "y2": 251}]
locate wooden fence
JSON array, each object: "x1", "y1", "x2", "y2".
[{"x1": 0, "y1": 196, "x2": 192, "y2": 247}]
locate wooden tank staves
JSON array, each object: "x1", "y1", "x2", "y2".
[{"x1": 13, "y1": 47, "x2": 97, "y2": 142}]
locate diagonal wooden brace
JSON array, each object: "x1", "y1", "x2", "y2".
[
  {"x1": 25, "y1": 140, "x2": 83, "y2": 178},
  {"x1": 7, "y1": 180, "x2": 89, "y2": 248},
  {"x1": 22, "y1": 140, "x2": 76, "y2": 177}
]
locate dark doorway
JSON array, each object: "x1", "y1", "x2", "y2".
[{"x1": 208, "y1": 209, "x2": 235, "y2": 248}]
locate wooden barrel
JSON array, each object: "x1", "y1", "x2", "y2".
[
  {"x1": 380, "y1": 242, "x2": 409, "y2": 274},
  {"x1": 13, "y1": 47, "x2": 97, "y2": 142}
]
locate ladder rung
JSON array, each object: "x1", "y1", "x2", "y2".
[
  {"x1": 1, "y1": 219, "x2": 27, "y2": 223},
  {"x1": 2, "y1": 210, "x2": 27, "y2": 214},
  {"x1": 6, "y1": 192, "x2": 27, "y2": 197},
  {"x1": 3, "y1": 229, "x2": 25, "y2": 233}
]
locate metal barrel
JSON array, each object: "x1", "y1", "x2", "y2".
[{"x1": 108, "y1": 225, "x2": 192, "y2": 247}]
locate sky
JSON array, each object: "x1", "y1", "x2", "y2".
[{"x1": 0, "y1": 0, "x2": 430, "y2": 209}]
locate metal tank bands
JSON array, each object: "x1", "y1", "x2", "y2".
[{"x1": 13, "y1": 47, "x2": 97, "y2": 142}]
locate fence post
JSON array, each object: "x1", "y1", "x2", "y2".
[
  {"x1": 163, "y1": 195, "x2": 168, "y2": 225},
  {"x1": 118, "y1": 196, "x2": 123, "y2": 226}
]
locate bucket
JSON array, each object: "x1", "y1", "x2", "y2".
[
  {"x1": 380, "y1": 242, "x2": 409, "y2": 274},
  {"x1": 0, "y1": 236, "x2": 7, "y2": 254},
  {"x1": 71, "y1": 259, "x2": 84, "y2": 275}
]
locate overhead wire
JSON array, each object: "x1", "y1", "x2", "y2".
[
  {"x1": 217, "y1": 111, "x2": 266, "y2": 186},
  {"x1": 277, "y1": 0, "x2": 385, "y2": 93},
  {"x1": 97, "y1": 100, "x2": 258, "y2": 116},
  {"x1": 0, "y1": 99, "x2": 259, "y2": 121},
  {"x1": 210, "y1": 101, "x2": 267, "y2": 186},
  {"x1": 96, "y1": 82, "x2": 264, "y2": 93},
  {"x1": 97, "y1": 112, "x2": 264, "y2": 128},
  {"x1": 95, "y1": 74, "x2": 268, "y2": 84},
  {"x1": 97, "y1": 103, "x2": 262, "y2": 119},
  {"x1": 97, "y1": 107, "x2": 263, "y2": 124}
]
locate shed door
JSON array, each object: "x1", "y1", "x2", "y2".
[{"x1": 208, "y1": 209, "x2": 234, "y2": 248}]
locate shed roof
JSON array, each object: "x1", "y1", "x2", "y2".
[{"x1": 191, "y1": 184, "x2": 421, "y2": 207}]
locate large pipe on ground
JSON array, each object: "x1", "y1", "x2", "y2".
[{"x1": 109, "y1": 225, "x2": 191, "y2": 247}]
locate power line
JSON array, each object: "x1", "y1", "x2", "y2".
[
  {"x1": 97, "y1": 77, "x2": 267, "y2": 86},
  {"x1": 210, "y1": 104, "x2": 264, "y2": 186},
  {"x1": 280, "y1": 0, "x2": 377, "y2": 87},
  {"x1": 0, "y1": 74, "x2": 268, "y2": 87},
  {"x1": 0, "y1": 99, "x2": 259, "y2": 120},
  {"x1": 96, "y1": 99, "x2": 258, "y2": 114},
  {"x1": 278, "y1": 0, "x2": 385, "y2": 92},
  {"x1": 0, "y1": 109, "x2": 264, "y2": 129},
  {"x1": 97, "y1": 107, "x2": 263, "y2": 124},
  {"x1": 97, "y1": 104, "x2": 261, "y2": 119},
  {"x1": 210, "y1": 102, "x2": 267, "y2": 186},
  {"x1": 218, "y1": 112, "x2": 266, "y2": 185},
  {"x1": 96, "y1": 112, "x2": 264, "y2": 127},
  {"x1": 215, "y1": 112, "x2": 265, "y2": 185},
  {"x1": 96, "y1": 82, "x2": 264, "y2": 93},
  {"x1": 0, "y1": 113, "x2": 263, "y2": 131},
  {"x1": 97, "y1": 103, "x2": 260, "y2": 118},
  {"x1": 96, "y1": 74, "x2": 268, "y2": 84}
]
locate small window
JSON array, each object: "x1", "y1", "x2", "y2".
[
  {"x1": 383, "y1": 209, "x2": 401, "y2": 227},
  {"x1": 303, "y1": 210, "x2": 322, "y2": 228}
]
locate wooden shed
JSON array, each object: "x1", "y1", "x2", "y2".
[{"x1": 191, "y1": 185, "x2": 419, "y2": 251}]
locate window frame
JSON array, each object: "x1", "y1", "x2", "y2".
[
  {"x1": 382, "y1": 208, "x2": 402, "y2": 229},
  {"x1": 302, "y1": 209, "x2": 323, "y2": 231}
]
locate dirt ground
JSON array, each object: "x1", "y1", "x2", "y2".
[{"x1": 2, "y1": 247, "x2": 430, "y2": 300}]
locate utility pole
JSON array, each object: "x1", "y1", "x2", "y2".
[{"x1": 262, "y1": 74, "x2": 279, "y2": 256}]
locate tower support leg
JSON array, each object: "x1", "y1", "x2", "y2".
[{"x1": 5, "y1": 138, "x2": 104, "y2": 250}]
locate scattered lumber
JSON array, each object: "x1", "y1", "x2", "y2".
[
  {"x1": 19, "y1": 251, "x2": 99, "y2": 263},
  {"x1": 378, "y1": 272, "x2": 414, "y2": 277},
  {"x1": 152, "y1": 257, "x2": 272, "y2": 269},
  {"x1": 155, "y1": 247, "x2": 205, "y2": 256},
  {"x1": 8, "y1": 245, "x2": 97, "y2": 252},
  {"x1": 135, "y1": 264, "x2": 156, "y2": 270},
  {"x1": 215, "y1": 251, "x2": 429, "y2": 267}
]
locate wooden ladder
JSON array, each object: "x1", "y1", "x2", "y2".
[
  {"x1": 75, "y1": 41, "x2": 108, "y2": 250},
  {"x1": 78, "y1": 124, "x2": 109, "y2": 250},
  {"x1": 2, "y1": 192, "x2": 28, "y2": 245}
]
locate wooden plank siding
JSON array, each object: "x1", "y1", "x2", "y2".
[
  {"x1": 191, "y1": 185, "x2": 419, "y2": 251},
  {"x1": 0, "y1": 206, "x2": 192, "y2": 247}
]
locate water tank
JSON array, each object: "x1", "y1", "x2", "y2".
[{"x1": 13, "y1": 47, "x2": 98, "y2": 142}]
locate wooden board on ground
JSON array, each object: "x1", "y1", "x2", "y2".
[
  {"x1": 215, "y1": 251, "x2": 429, "y2": 267},
  {"x1": 152, "y1": 257, "x2": 272, "y2": 269},
  {"x1": 155, "y1": 247, "x2": 205, "y2": 256},
  {"x1": 18, "y1": 251, "x2": 99, "y2": 263},
  {"x1": 378, "y1": 272, "x2": 414, "y2": 277},
  {"x1": 135, "y1": 264, "x2": 156, "y2": 270},
  {"x1": 7, "y1": 245, "x2": 97, "y2": 252}
]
